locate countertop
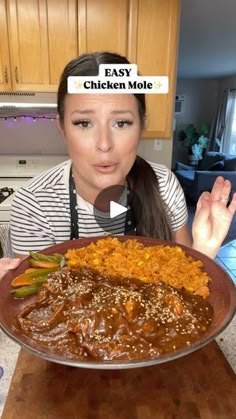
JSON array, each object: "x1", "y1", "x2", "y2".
[
  {"x1": 0, "y1": 314, "x2": 235, "y2": 417},
  {"x1": 2, "y1": 340, "x2": 236, "y2": 418}
]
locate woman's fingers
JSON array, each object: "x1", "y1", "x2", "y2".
[
  {"x1": 218, "y1": 179, "x2": 232, "y2": 203},
  {"x1": 210, "y1": 176, "x2": 231, "y2": 202},
  {"x1": 228, "y1": 192, "x2": 236, "y2": 216},
  {"x1": 0, "y1": 258, "x2": 20, "y2": 271},
  {"x1": 196, "y1": 191, "x2": 210, "y2": 212},
  {"x1": 193, "y1": 194, "x2": 211, "y2": 227},
  {"x1": 0, "y1": 258, "x2": 20, "y2": 281},
  {"x1": 209, "y1": 176, "x2": 224, "y2": 201}
]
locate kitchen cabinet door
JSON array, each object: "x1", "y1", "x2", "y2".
[
  {"x1": 46, "y1": 0, "x2": 78, "y2": 87},
  {"x1": 0, "y1": 0, "x2": 12, "y2": 91},
  {"x1": 132, "y1": 0, "x2": 180, "y2": 139},
  {"x1": 78, "y1": 0, "x2": 129, "y2": 56},
  {"x1": 7, "y1": 0, "x2": 78, "y2": 92},
  {"x1": 77, "y1": 0, "x2": 180, "y2": 139}
]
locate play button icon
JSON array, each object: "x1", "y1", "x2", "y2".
[
  {"x1": 110, "y1": 201, "x2": 127, "y2": 218},
  {"x1": 93, "y1": 184, "x2": 140, "y2": 234}
]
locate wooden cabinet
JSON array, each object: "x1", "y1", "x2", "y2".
[
  {"x1": 0, "y1": 0, "x2": 12, "y2": 91},
  {"x1": 129, "y1": 0, "x2": 180, "y2": 138},
  {"x1": 78, "y1": 0, "x2": 129, "y2": 56},
  {"x1": 2, "y1": 0, "x2": 78, "y2": 92},
  {"x1": 77, "y1": 0, "x2": 180, "y2": 139},
  {"x1": 0, "y1": 0, "x2": 180, "y2": 138}
]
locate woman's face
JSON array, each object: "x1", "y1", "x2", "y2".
[{"x1": 59, "y1": 93, "x2": 141, "y2": 203}]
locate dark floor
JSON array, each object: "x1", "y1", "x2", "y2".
[{"x1": 216, "y1": 240, "x2": 236, "y2": 284}]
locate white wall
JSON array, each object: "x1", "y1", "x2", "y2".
[
  {"x1": 218, "y1": 75, "x2": 236, "y2": 94},
  {"x1": 175, "y1": 79, "x2": 219, "y2": 132},
  {"x1": 172, "y1": 78, "x2": 220, "y2": 167},
  {"x1": 138, "y1": 138, "x2": 172, "y2": 168}
]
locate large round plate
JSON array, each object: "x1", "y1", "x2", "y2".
[{"x1": 0, "y1": 236, "x2": 236, "y2": 369}]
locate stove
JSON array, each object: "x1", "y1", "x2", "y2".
[
  {"x1": 0, "y1": 187, "x2": 14, "y2": 204},
  {"x1": 0, "y1": 155, "x2": 67, "y2": 256},
  {"x1": 0, "y1": 180, "x2": 32, "y2": 222}
]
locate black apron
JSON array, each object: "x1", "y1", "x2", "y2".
[{"x1": 69, "y1": 166, "x2": 136, "y2": 240}]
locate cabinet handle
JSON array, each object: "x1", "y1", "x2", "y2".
[
  {"x1": 15, "y1": 66, "x2": 19, "y2": 83},
  {"x1": 4, "y1": 66, "x2": 8, "y2": 83}
]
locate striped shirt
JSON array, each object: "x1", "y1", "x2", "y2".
[{"x1": 10, "y1": 159, "x2": 188, "y2": 255}]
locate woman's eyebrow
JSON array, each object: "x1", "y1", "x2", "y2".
[
  {"x1": 71, "y1": 109, "x2": 135, "y2": 116},
  {"x1": 111, "y1": 110, "x2": 134, "y2": 116},
  {"x1": 71, "y1": 109, "x2": 95, "y2": 115}
]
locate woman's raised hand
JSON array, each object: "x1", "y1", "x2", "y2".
[{"x1": 192, "y1": 176, "x2": 236, "y2": 258}]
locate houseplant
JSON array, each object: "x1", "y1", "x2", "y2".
[{"x1": 178, "y1": 123, "x2": 210, "y2": 165}]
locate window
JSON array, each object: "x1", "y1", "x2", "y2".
[
  {"x1": 223, "y1": 90, "x2": 236, "y2": 155},
  {"x1": 229, "y1": 100, "x2": 236, "y2": 154}
]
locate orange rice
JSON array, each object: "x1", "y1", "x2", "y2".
[{"x1": 65, "y1": 238, "x2": 210, "y2": 298}]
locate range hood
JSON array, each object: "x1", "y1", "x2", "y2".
[{"x1": 0, "y1": 92, "x2": 57, "y2": 116}]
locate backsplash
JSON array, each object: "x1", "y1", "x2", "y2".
[
  {"x1": 0, "y1": 118, "x2": 173, "y2": 167},
  {"x1": 0, "y1": 118, "x2": 67, "y2": 155}
]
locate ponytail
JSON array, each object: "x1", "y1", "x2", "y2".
[{"x1": 127, "y1": 156, "x2": 172, "y2": 240}]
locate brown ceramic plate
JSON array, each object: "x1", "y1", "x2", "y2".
[{"x1": 0, "y1": 236, "x2": 236, "y2": 369}]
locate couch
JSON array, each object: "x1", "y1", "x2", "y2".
[{"x1": 175, "y1": 152, "x2": 236, "y2": 202}]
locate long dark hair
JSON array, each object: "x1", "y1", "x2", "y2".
[{"x1": 57, "y1": 52, "x2": 171, "y2": 240}]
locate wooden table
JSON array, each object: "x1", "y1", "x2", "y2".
[{"x1": 2, "y1": 341, "x2": 236, "y2": 419}]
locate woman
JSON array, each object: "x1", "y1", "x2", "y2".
[{"x1": 9, "y1": 52, "x2": 236, "y2": 261}]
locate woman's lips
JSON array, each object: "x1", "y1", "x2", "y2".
[{"x1": 94, "y1": 164, "x2": 118, "y2": 173}]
